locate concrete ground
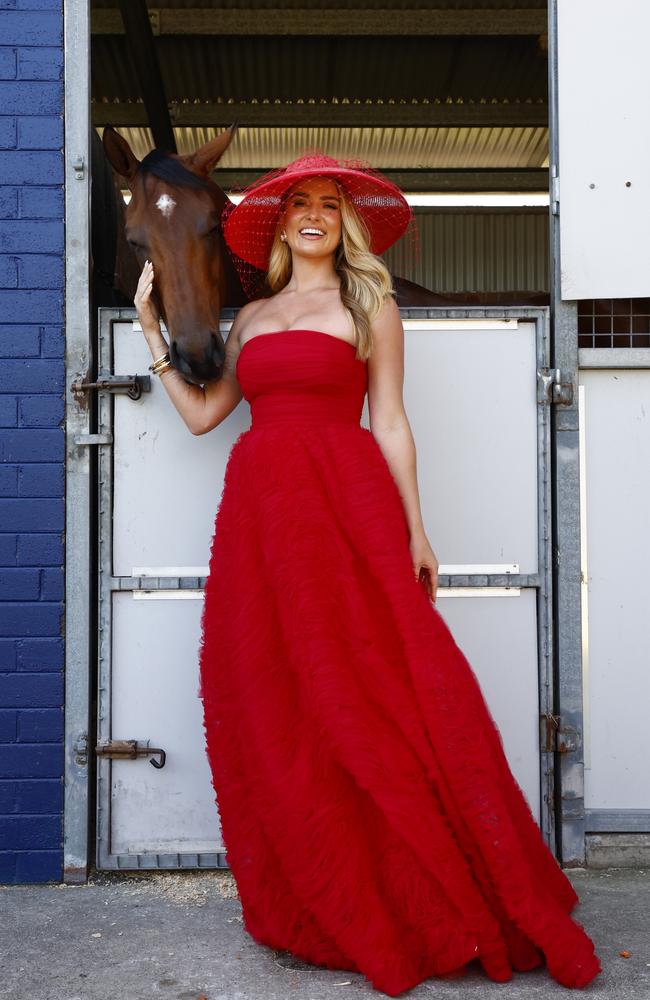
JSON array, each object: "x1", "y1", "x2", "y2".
[{"x1": 0, "y1": 867, "x2": 647, "y2": 1000}]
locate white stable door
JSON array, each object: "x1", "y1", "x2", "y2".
[{"x1": 96, "y1": 310, "x2": 549, "y2": 869}]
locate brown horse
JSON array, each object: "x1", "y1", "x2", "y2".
[
  {"x1": 102, "y1": 124, "x2": 247, "y2": 385},
  {"x1": 392, "y1": 277, "x2": 549, "y2": 309}
]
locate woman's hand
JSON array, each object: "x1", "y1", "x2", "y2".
[
  {"x1": 134, "y1": 260, "x2": 161, "y2": 337},
  {"x1": 409, "y1": 529, "x2": 439, "y2": 603}
]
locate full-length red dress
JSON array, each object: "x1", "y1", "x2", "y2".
[{"x1": 198, "y1": 328, "x2": 602, "y2": 997}]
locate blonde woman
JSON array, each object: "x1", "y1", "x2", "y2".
[{"x1": 135, "y1": 154, "x2": 601, "y2": 996}]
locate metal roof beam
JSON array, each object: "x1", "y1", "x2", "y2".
[
  {"x1": 213, "y1": 168, "x2": 549, "y2": 193},
  {"x1": 116, "y1": 0, "x2": 176, "y2": 151},
  {"x1": 92, "y1": 8, "x2": 547, "y2": 37},
  {"x1": 93, "y1": 101, "x2": 548, "y2": 128}
]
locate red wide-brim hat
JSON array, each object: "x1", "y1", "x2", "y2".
[{"x1": 222, "y1": 153, "x2": 413, "y2": 270}]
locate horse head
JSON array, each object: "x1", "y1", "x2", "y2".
[{"x1": 102, "y1": 124, "x2": 245, "y2": 384}]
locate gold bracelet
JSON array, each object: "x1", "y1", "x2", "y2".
[
  {"x1": 149, "y1": 350, "x2": 170, "y2": 373},
  {"x1": 149, "y1": 356, "x2": 170, "y2": 372},
  {"x1": 149, "y1": 357, "x2": 172, "y2": 376},
  {"x1": 155, "y1": 360, "x2": 174, "y2": 376}
]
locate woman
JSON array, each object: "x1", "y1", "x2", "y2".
[{"x1": 134, "y1": 154, "x2": 602, "y2": 997}]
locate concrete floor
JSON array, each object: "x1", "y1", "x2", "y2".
[{"x1": 0, "y1": 867, "x2": 647, "y2": 1000}]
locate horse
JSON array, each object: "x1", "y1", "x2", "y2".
[
  {"x1": 102, "y1": 126, "x2": 549, "y2": 385},
  {"x1": 102, "y1": 124, "x2": 247, "y2": 385},
  {"x1": 392, "y1": 277, "x2": 549, "y2": 308}
]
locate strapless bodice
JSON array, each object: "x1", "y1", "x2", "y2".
[{"x1": 235, "y1": 329, "x2": 368, "y2": 428}]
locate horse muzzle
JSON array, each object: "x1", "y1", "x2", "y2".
[{"x1": 170, "y1": 331, "x2": 225, "y2": 384}]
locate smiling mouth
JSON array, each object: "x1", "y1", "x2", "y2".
[{"x1": 299, "y1": 227, "x2": 326, "y2": 238}]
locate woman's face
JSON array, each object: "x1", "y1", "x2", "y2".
[{"x1": 280, "y1": 177, "x2": 342, "y2": 260}]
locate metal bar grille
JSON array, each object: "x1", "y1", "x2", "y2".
[{"x1": 578, "y1": 298, "x2": 650, "y2": 348}]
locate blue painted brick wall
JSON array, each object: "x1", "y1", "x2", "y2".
[{"x1": 0, "y1": 0, "x2": 65, "y2": 885}]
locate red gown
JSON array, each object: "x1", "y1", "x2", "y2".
[{"x1": 198, "y1": 328, "x2": 602, "y2": 997}]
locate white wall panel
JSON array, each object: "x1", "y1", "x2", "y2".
[
  {"x1": 557, "y1": 1, "x2": 650, "y2": 298},
  {"x1": 579, "y1": 370, "x2": 650, "y2": 810}
]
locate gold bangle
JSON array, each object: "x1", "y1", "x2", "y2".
[
  {"x1": 155, "y1": 361, "x2": 174, "y2": 376},
  {"x1": 151, "y1": 361, "x2": 173, "y2": 375},
  {"x1": 149, "y1": 350, "x2": 170, "y2": 372},
  {"x1": 151, "y1": 357, "x2": 170, "y2": 372}
]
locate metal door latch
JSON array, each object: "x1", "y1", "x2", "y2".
[
  {"x1": 71, "y1": 374, "x2": 151, "y2": 402},
  {"x1": 73, "y1": 433, "x2": 113, "y2": 447},
  {"x1": 540, "y1": 712, "x2": 580, "y2": 753},
  {"x1": 537, "y1": 368, "x2": 574, "y2": 406},
  {"x1": 95, "y1": 739, "x2": 167, "y2": 769}
]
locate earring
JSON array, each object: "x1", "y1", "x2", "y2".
[{"x1": 280, "y1": 231, "x2": 287, "y2": 242}]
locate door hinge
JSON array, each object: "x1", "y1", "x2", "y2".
[
  {"x1": 551, "y1": 168, "x2": 560, "y2": 216},
  {"x1": 540, "y1": 712, "x2": 580, "y2": 753},
  {"x1": 71, "y1": 373, "x2": 151, "y2": 402},
  {"x1": 95, "y1": 739, "x2": 167, "y2": 769},
  {"x1": 537, "y1": 367, "x2": 574, "y2": 406}
]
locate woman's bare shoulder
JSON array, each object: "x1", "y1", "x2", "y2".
[
  {"x1": 373, "y1": 293, "x2": 401, "y2": 329},
  {"x1": 231, "y1": 296, "x2": 274, "y2": 343}
]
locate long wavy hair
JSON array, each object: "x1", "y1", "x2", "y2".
[{"x1": 266, "y1": 180, "x2": 394, "y2": 360}]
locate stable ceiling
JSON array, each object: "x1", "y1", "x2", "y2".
[{"x1": 91, "y1": 0, "x2": 549, "y2": 190}]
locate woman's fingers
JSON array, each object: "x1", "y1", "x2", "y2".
[{"x1": 134, "y1": 260, "x2": 160, "y2": 329}]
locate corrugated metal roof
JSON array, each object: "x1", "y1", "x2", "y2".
[
  {"x1": 100, "y1": 124, "x2": 548, "y2": 170},
  {"x1": 92, "y1": 34, "x2": 547, "y2": 104},
  {"x1": 91, "y1": 1, "x2": 548, "y2": 177},
  {"x1": 385, "y1": 208, "x2": 548, "y2": 291}
]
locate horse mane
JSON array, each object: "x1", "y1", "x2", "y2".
[{"x1": 138, "y1": 148, "x2": 214, "y2": 192}]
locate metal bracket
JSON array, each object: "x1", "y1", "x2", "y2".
[
  {"x1": 71, "y1": 373, "x2": 151, "y2": 402},
  {"x1": 73, "y1": 731, "x2": 88, "y2": 766},
  {"x1": 72, "y1": 155, "x2": 85, "y2": 180},
  {"x1": 540, "y1": 712, "x2": 581, "y2": 753},
  {"x1": 73, "y1": 433, "x2": 113, "y2": 447},
  {"x1": 95, "y1": 739, "x2": 167, "y2": 769},
  {"x1": 537, "y1": 367, "x2": 574, "y2": 406}
]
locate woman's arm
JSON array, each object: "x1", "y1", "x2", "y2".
[
  {"x1": 135, "y1": 260, "x2": 244, "y2": 436},
  {"x1": 367, "y1": 296, "x2": 439, "y2": 601},
  {"x1": 158, "y1": 331, "x2": 243, "y2": 436}
]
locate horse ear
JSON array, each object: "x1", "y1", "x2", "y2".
[
  {"x1": 102, "y1": 126, "x2": 140, "y2": 181},
  {"x1": 190, "y1": 123, "x2": 238, "y2": 176}
]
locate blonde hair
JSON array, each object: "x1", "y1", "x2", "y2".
[{"x1": 266, "y1": 180, "x2": 394, "y2": 360}]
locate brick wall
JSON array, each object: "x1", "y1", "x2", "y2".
[{"x1": 0, "y1": 0, "x2": 65, "y2": 884}]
